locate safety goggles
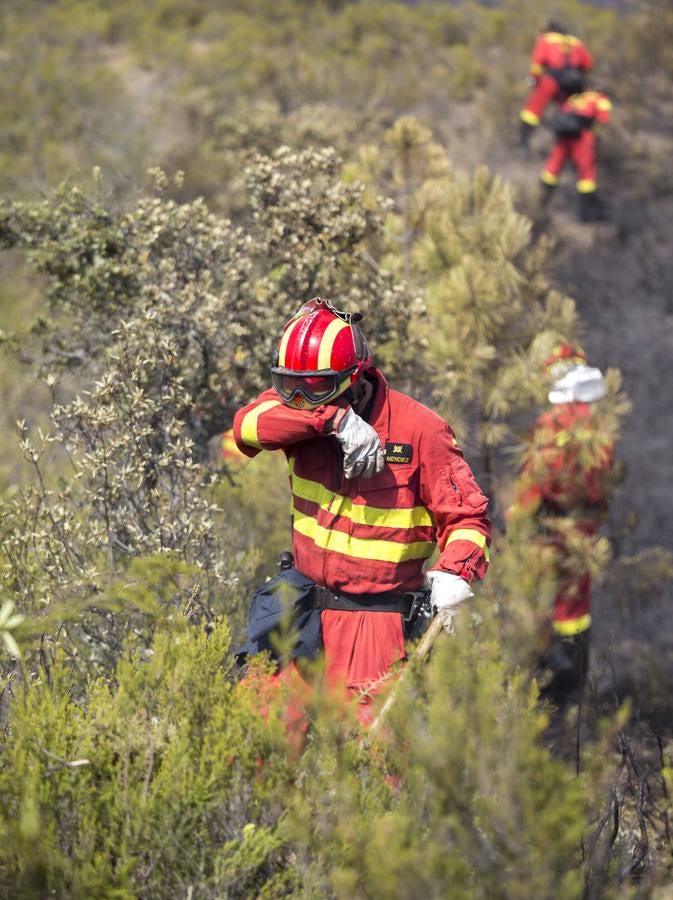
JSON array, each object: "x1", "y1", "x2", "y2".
[{"x1": 271, "y1": 367, "x2": 355, "y2": 406}]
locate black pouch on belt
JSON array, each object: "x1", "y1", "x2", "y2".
[
  {"x1": 236, "y1": 563, "x2": 321, "y2": 664},
  {"x1": 402, "y1": 590, "x2": 433, "y2": 642}
]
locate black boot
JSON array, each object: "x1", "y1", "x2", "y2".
[
  {"x1": 520, "y1": 121, "x2": 535, "y2": 154},
  {"x1": 539, "y1": 630, "x2": 590, "y2": 706},
  {"x1": 578, "y1": 191, "x2": 606, "y2": 222},
  {"x1": 539, "y1": 181, "x2": 556, "y2": 209}
]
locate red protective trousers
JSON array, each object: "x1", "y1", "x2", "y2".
[
  {"x1": 542, "y1": 129, "x2": 597, "y2": 191},
  {"x1": 250, "y1": 609, "x2": 406, "y2": 752},
  {"x1": 521, "y1": 74, "x2": 562, "y2": 125},
  {"x1": 321, "y1": 608, "x2": 406, "y2": 723},
  {"x1": 547, "y1": 521, "x2": 597, "y2": 635}
]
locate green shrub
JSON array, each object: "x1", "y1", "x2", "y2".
[{"x1": 0, "y1": 618, "x2": 296, "y2": 898}]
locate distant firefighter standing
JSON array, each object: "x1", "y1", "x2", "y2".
[
  {"x1": 540, "y1": 88, "x2": 613, "y2": 221},
  {"x1": 510, "y1": 345, "x2": 617, "y2": 705},
  {"x1": 520, "y1": 21, "x2": 594, "y2": 149}
]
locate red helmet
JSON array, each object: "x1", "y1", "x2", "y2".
[
  {"x1": 544, "y1": 343, "x2": 587, "y2": 376},
  {"x1": 271, "y1": 298, "x2": 373, "y2": 409}
]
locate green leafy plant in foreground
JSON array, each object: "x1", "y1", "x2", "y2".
[
  {"x1": 0, "y1": 584, "x2": 615, "y2": 899},
  {"x1": 0, "y1": 618, "x2": 296, "y2": 898}
]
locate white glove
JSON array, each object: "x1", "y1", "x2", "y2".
[
  {"x1": 426, "y1": 571, "x2": 474, "y2": 634},
  {"x1": 332, "y1": 407, "x2": 385, "y2": 480}
]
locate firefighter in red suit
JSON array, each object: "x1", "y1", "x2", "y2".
[
  {"x1": 233, "y1": 298, "x2": 491, "y2": 727},
  {"x1": 512, "y1": 345, "x2": 615, "y2": 703},
  {"x1": 520, "y1": 22, "x2": 594, "y2": 148},
  {"x1": 219, "y1": 427, "x2": 249, "y2": 468},
  {"x1": 540, "y1": 89, "x2": 613, "y2": 220}
]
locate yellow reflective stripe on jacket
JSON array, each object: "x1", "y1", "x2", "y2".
[
  {"x1": 292, "y1": 506, "x2": 434, "y2": 563},
  {"x1": 239, "y1": 400, "x2": 281, "y2": 449},
  {"x1": 444, "y1": 528, "x2": 490, "y2": 562},
  {"x1": 553, "y1": 614, "x2": 591, "y2": 636},
  {"x1": 544, "y1": 32, "x2": 581, "y2": 46},
  {"x1": 291, "y1": 470, "x2": 434, "y2": 530}
]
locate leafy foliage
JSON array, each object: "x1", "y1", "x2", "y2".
[
  {"x1": 0, "y1": 619, "x2": 295, "y2": 898},
  {"x1": 290, "y1": 616, "x2": 589, "y2": 900},
  {"x1": 348, "y1": 117, "x2": 583, "y2": 505},
  {"x1": 0, "y1": 149, "x2": 424, "y2": 449},
  {"x1": 0, "y1": 595, "x2": 603, "y2": 900}
]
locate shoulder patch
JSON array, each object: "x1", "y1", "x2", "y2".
[{"x1": 385, "y1": 442, "x2": 412, "y2": 464}]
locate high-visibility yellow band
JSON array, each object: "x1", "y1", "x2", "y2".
[
  {"x1": 554, "y1": 426, "x2": 593, "y2": 448},
  {"x1": 544, "y1": 33, "x2": 580, "y2": 47},
  {"x1": 541, "y1": 171, "x2": 559, "y2": 186},
  {"x1": 292, "y1": 506, "x2": 434, "y2": 563},
  {"x1": 577, "y1": 179, "x2": 596, "y2": 193},
  {"x1": 520, "y1": 109, "x2": 540, "y2": 126},
  {"x1": 530, "y1": 63, "x2": 543, "y2": 76},
  {"x1": 291, "y1": 471, "x2": 434, "y2": 530},
  {"x1": 239, "y1": 400, "x2": 281, "y2": 449},
  {"x1": 553, "y1": 614, "x2": 591, "y2": 636},
  {"x1": 444, "y1": 528, "x2": 490, "y2": 562},
  {"x1": 277, "y1": 317, "x2": 303, "y2": 367},
  {"x1": 596, "y1": 98, "x2": 612, "y2": 112},
  {"x1": 317, "y1": 318, "x2": 350, "y2": 370}
]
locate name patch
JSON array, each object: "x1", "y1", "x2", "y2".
[{"x1": 385, "y1": 442, "x2": 412, "y2": 464}]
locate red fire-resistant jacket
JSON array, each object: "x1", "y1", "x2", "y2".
[
  {"x1": 233, "y1": 368, "x2": 491, "y2": 595},
  {"x1": 511, "y1": 402, "x2": 615, "y2": 635},
  {"x1": 515, "y1": 402, "x2": 614, "y2": 518},
  {"x1": 529, "y1": 31, "x2": 594, "y2": 78},
  {"x1": 559, "y1": 90, "x2": 612, "y2": 126}
]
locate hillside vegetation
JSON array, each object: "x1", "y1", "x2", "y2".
[{"x1": 1, "y1": 1, "x2": 673, "y2": 896}]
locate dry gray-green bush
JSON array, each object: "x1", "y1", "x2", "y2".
[{"x1": 0, "y1": 148, "x2": 425, "y2": 451}]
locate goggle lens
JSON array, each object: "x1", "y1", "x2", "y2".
[{"x1": 271, "y1": 371, "x2": 341, "y2": 404}]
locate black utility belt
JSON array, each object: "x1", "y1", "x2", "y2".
[{"x1": 313, "y1": 585, "x2": 413, "y2": 615}]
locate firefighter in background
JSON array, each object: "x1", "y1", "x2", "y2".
[
  {"x1": 512, "y1": 344, "x2": 616, "y2": 704},
  {"x1": 220, "y1": 428, "x2": 249, "y2": 468},
  {"x1": 539, "y1": 88, "x2": 613, "y2": 221},
  {"x1": 233, "y1": 298, "x2": 490, "y2": 727},
  {"x1": 520, "y1": 21, "x2": 594, "y2": 149}
]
